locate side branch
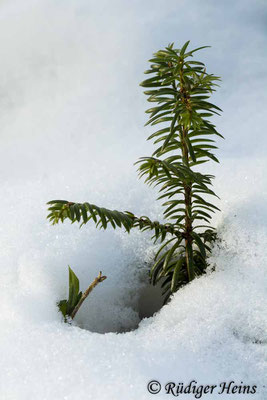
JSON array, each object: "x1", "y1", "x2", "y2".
[{"x1": 47, "y1": 199, "x2": 182, "y2": 242}]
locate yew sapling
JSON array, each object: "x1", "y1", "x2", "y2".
[{"x1": 48, "y1": 41, "x2": 223, "y2": 304}]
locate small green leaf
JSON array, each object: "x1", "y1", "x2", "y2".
[
  {"x1": 185, "y1": 136, "x2": 196, "y2": 162},
  {"x1": 68, "y1": 266, "x2": 80, "y2": 309},
  {"x1": 81, "y1": 205, "x2": 87, "y2": 223},
  {"x1": 171, "y1": 257, "x2": 185, "y2": 292},
  {"x1": 180, "y1": 40, "x2": 190, "y2": 56},
  {"x1": 74, "y1": 204, "x2": 81, "y2": 222},
  {"x1": 192, "y1": 232, "x2": 206, "y2": 258}
]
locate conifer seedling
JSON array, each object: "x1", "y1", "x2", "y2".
[{"x1": 48, "y1": 41, "x2": 223, "y2": 304}]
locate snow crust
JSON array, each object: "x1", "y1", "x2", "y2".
[{"x1": 0, "y1": 1, "x2": 266, "y2": 399}]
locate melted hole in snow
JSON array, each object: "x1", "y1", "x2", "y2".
[
  {"x1": 138, "y1": 280, "x2": 165, "y2": 321},
  {"x1": 73, "y1": 279, "x2": 165, "y2": 334}
]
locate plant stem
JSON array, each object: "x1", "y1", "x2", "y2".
[
  {"x1": 179, "y1": 64, "x2": 194, "y2": 281},
  {"x1": 181, "y1": 126, "x2": 194, "y2": 281},
  {"x1": 71, "y1": 271, "x2": 107, "y2": 320}
]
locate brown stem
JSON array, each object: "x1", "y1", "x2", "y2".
[
  {"x1": 71, "y1": 271, "x2": 107, "y2": 320},
  {"x1": 181, "y1": 128, "x2": 194, "y2": 280},
  {"x1": 184, "y1": 184, "x2": 194, "y2": 280}
]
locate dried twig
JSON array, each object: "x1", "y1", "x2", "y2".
[{"x1": 71, "y1": 271, "x2": 107, "y2": 320}]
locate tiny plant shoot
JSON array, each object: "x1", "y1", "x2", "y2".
[{"x1": 48, "y1": 41, "x2": 223, "y2": 304}]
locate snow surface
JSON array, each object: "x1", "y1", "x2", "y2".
[{"x1": 0, "y1": 1, "x2": 266, "y2": 399}]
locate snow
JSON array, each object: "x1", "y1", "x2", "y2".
[{"x1": 0, "y1": 1, "x2": 266, "y2": 399}]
